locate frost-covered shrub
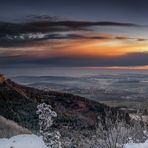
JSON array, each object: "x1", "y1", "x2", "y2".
[
  {"x1": 93, "y1": 112, "x2": 148, "y2": 148},
  {"x1": 36, "y1": 103, "x2": 61, "y2": 148}
]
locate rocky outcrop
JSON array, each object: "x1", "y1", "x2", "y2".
[{"x1": 0, "y1": 74, "x2": 6, "y2": 84}]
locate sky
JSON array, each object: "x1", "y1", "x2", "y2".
[{"x1": 0, "y1": 0, "x2": 148, "y2": 68}]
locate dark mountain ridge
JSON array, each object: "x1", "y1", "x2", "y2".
[{"x1": 0, "y1": 74, "x2": 130, "y2": 132}]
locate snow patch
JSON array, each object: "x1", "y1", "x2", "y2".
[
  {"x1": 0, "y1": 134, "x2": 48, "y2": 148},
  {"x1": 124, "y1": 139, "x2": 148, "y2": 148}
]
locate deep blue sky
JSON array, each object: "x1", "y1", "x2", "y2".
[{"x1": 0, "y1": 0, "x2": 148, "y2": 24}]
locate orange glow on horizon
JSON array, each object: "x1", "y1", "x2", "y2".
[
  {"x1": 1, "y1": 36, "x2": 148, "y2": 58},
  {"x1": 80, "y1": 65, "x2": 148, "y2": 70},
  {"x1": 54, "y1": 39, "x2": 148, "y2": 57}
]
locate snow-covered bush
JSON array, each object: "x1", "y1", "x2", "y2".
[
  {"x1": 92, "y1": 112, "x2": 148, "y2": 148},
  {"x1": 36, "y1": 103, "x2": 148, "y2": 148},
  {"x1": 36, "y1": 103, "x2": 61, "y2": 148}
]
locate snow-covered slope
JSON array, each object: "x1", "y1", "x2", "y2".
[
  {"x1": 0, "y1": 134, "x2": 47, "y2": 148},
  {"x1": 0, "y1": 116, "x2": 31, "y2": 138}
]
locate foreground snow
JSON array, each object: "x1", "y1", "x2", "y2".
[
  {"x1": 124, "y1": 139, "x2": 148, "y2": 148},
  {"x1": 1, "y1": 134, "x2": 148, "y2": 148},
  {"x1": 0, "y1": 134, "x2": 48, "y2": 148}
]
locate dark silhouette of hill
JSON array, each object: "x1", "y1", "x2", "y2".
[{"x1": 0, "y1": 74, "x2": 130, "y2": 132}]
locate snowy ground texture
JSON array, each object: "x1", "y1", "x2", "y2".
[
  {"x1": 0, "y1": 134, "x2": 48, "y2": 148},
  {"x1": 0, "y1": 134, "x2": 148, "y2": 148}
]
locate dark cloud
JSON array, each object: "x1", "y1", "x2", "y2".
[
  {"x1": 137, "y1": 38, "x2": 147, "y2": 42},
  {"x1": 1, "y1": 52, "x2": 148, "y2": 67},
  {"x1": 0, "y1": 18, "x2": 143, "y2": 48}
]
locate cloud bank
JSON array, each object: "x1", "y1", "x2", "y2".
[{"x1": 0, "y1": 16, "x2": 148, "y2": 67}]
